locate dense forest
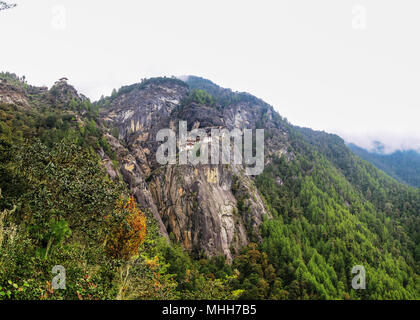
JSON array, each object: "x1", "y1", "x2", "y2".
[
  {"x1": 0, "y1": 73, "x2": 418, "y2": 300},
  {"x1": 349, "y1": 143, "x2": 420, "y2": 189}
]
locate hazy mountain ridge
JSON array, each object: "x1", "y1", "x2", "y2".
[{"x1": 348, "y1": 143, "x2": 420, "y2": 189}]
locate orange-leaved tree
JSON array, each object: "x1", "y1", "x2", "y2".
[{"x1": 107, "y1": 196, "x2": 147, "y2": 261}]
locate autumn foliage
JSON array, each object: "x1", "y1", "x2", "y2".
[{"x1": 107, "y1": 196, "x2": 147, "y2": 260}]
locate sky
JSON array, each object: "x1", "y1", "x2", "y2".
[{"x1": 1, "y1": 0, "x2": 419, "y2": 153}]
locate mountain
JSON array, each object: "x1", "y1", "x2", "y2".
[
  {"x1": 0, "y1": 72, "x2": 419, "y2": 300},
  {"x1": 348, "y1": 143, "x2": 420, "y2": 189},
  {"x1": 97, "y1": 77, "x2": 275, "y2": 260}
]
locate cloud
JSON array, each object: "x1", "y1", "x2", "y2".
[{"x1": 339, "y1": 131, "x2": 420, "y2": 154}]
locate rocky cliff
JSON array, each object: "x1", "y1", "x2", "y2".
[{"x1": 97, "y1": 77, "x2": 296, "y2": 260}]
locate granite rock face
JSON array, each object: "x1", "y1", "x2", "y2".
[
  {"x1": 98, "y1": 78, "x2": 289, "y2": 260},
  {"x1": 0, "y1": 80, "x2": 31, "y2": 108}
]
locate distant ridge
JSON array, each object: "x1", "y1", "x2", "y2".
[{"x1": 348, "y1": 143, "x2": 420, "y2": 188}]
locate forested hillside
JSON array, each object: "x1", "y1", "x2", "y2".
[
  {"x1": 348, "y1": 143, "x2": 420, "y2": 189},
  {"x1": 187, "y1": 76, "x2": 420, "y2": 299},
  {"x1": 0, "y1": 73, "x2": 418, "y2": 300},
  {"x1": 254, "y1": 128, "x2": 419, "y2": 299}
]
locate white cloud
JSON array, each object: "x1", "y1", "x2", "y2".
[{"x1": 339, "y1": 131, "x2": 420, "y2": 154}]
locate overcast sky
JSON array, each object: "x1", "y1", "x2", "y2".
[{"x1": 1, "y1": 0, "x2": 419, "y2": 153}]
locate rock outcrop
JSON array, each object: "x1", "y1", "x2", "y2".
[
  {"x1": 0, "y1": 80, "x2": 31, "y2": 108},
  {"x1": 99, "y1": 77, "x2": 283, "y2": 260}
]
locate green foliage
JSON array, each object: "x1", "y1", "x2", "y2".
[
  {"x1": 182, "y1": 89, "x2": 215, "y2": 106},
  {"x1": 44, "y1": 219, "x2": 72, "y2": 259},
  {"x1": 230, "y1": 243, "x2": 283, "y2": 299},
  {"x1": 185, "y1": 75, "x2": 275, "y2": 110},
  {"x1": 0, "y1": 137, "x2": 127, "y2": 299},
  {"x1": 1, "y1": 74, "x2": 418, "y2": 301},
  {"x1": 253, "y1": 130, "x2": 420, "y2": 300},
  {"x1": 0, "y1": 136, "x2": 234, "y2": 300},
  {"x1": 349, "y1": 144, "x2": 420, "y2": 188}
]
